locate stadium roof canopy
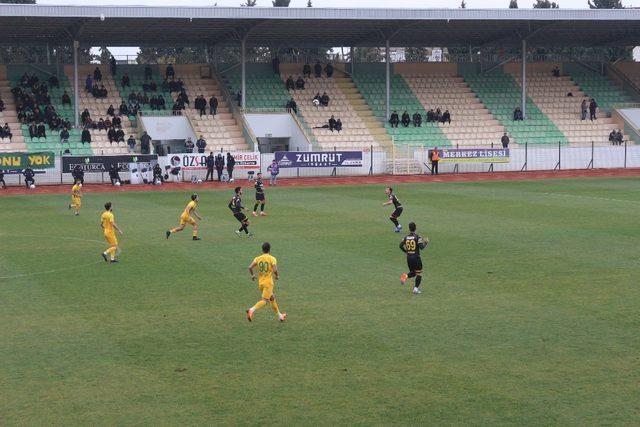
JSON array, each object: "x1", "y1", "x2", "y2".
[{"x1": 1, "y1": 5, "x2": 640, "y2": 48}]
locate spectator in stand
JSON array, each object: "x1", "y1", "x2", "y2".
[
  {"x1": 609, "y1": 129, "x2": 617, "y2": 144},
  {"x1": 286, "y1": 98, "x2": 298, "y2": 115},
  {"x1": 115, "y1": 127, "x2": 125, "y2": 143},
  {"x1": 215, "y1": 153, "x2": 225, "y2": 181},
  {"x1": 37, "y1": 122, "x2": 46, "y2": 138},
  {"x1": 295, "y1": 76, "x2": 305, "y2": 90},
  {"x1": 589, "y1": 98, "x2": 598, "y2": 121},
  {"x1": 205, "y1": 152, "x2": 215, "y2": 181},
  {"x1": 161, "y1": 78, "x2": 170, "y2": 92},
  {"x1": 99, "y1": 85, "x2": 108, "y2": 98},
  {"x1": 81, "y1": 127, "x2": 91, "y2": 144},
  {"x1": 401, "y1": 111, "x2": 411, "y2": 127},
  {"x1": 196, "y1": 135, "x2": 207, "y2": 153},
  {"x1": 93, "y1": 67, "x2": 102, "y2": 82},
  {"x1": 389, "y1": 110, "x2": 399, "y2": 128},
  {"x1": 112, "y1": 115, "x2": 121, "y2": 128},
  {"x1": 127, "y1": 135, "x2": 136, "y2": 152},
  {"x1": 110, "y1": 55, "x2": 117, "y2": 76},
  {"x1": 237, "y1": 90, "x2": 242, "y2": 107},
  {"x1": 157, "y1": 95, "x2": 166, "y2": 110},
  {"x1": 426, "y1": 109, "x2": 435, "y2": 122},
  {"x1": 513, "y1": 107, "x2": 523, "y2": 121},
  {"x1": 0, "y1": 123, "x2": 12, "y2": 141},
  {"x1": 119, "y1": 102, "x2": 129, "y2": 116},
  {"x1": 85, "y1": 75, "x2": 93, "y2": 92},
  {"x1": 149, "y1": 96, "x2": 158, "y2": 110},
  {"x1": 166, "y1": 64, "x2": 175, "y2": 79},
  {"x1": 303, "y1": 62, "x2": 311, "y2": 79},
  {"x1": 501, "y1": 132, "x2": 510, "y2": 148},
  {"x1": 329, "y1": 115, "x2": 337, "y2": 132},
  {"x1": 226, "y1": 153, "x2": 236, "y2": 181},
  {"x1": 335, "y1": 118, "x2": 342, "y2": 133},
  {"x1": 413, "y1": 110, "x2": 422, "y2": 127},
  {"x1": 97, "y1": 118, "x2": 107, "y2": 131},
  {"x1": 435, "y1": 108, "x2": 442, "y2": 122},
  {"x1": 149, "y1": 81, "x2": 157, "y2": 92},
  {"x1": 196, "y1": 95, "x2": 208, "y2": 117},
  {"x1": 552, "y1": 66, "x2": 560, "y2": 77},
  {"x1": 140, "y1": 131, "x2": 151, "y2": 154},
  {"x1": 107, "y1": 104, "x2": 115, "y2": 117},
  {"x1": 0, "y1": 96, "x2": 4, "y2": 112},
  {"x1": 580, "y1": 99, "x2": 588, "y2": 121},
  {"x1": 144, "y1": 64, "x2": 152, "y2": 80},
  {"x1": 320, "y1": 92, "x2": 330, "y2": 107},
  {"x1": 314, "y1": 61, "x2": 322, "y2": 78},
  {"x1": 272, "y1": 56, "x2": 280, "y2": 75},
  {"x1": 81, "y1": 109, "x2": 91, "y2": 125},
  {"x1": 23, "y1": 167, "x2": 35, "y2": 188},
  {"x1": 267, "y1": 159, "x2": 279, "y2": 186},
  {"x1": 172, "y1": 102, "x2": 183, "y2": 116},
  {"x1": 441, "y1": 109, "x2": 451, "y2": 124},
  {"x1": 209, "y1": 95, "x2": 218, "y2": 116},
  {"x1": 325, "y1": 62, "x2": 334, "y2": 78},
  {"x1": 286, "y1": 76, "x2": 295, "y2": 91},
  {"x1": 29, "y1": 123, "x2": 37, "y2": 139},
  {"x1": 107, "y1": 127, "x2": 117, "y2": 143},
  {"x1": 60, "y1": 128, "x2": 69, "y2": 144},
  {"x1": 184, "y1": 137, "x2": 194, "y2": 153},
  {"x1": 48, "y1": 75, "x2": 59, "y2": 88},
  {"x1": 312, "y1": 92, "x2": 321, "y2": 107},
  {"x1": 121, "y1": 73, "x2": 130, "y2": 88}
]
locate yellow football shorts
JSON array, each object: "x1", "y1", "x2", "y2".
[
  {"x1": 104, "y1": 231, "x2": 118, "y2": 246},
  {"x1": 258, "y1": 282, "x2": 274, "y2": 299},
  {"x1": 180, "y1": 215, "x2": 196, "y2": 226}
]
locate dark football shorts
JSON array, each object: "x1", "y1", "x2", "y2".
[
  {"x1": 407, "y1": 254, "x2": 423, "y2": 273},
  {"x1": 256, "y1": 193, "x2": 265, "y2": 201},
  {"x1": 234, "y1": 212, "x2": 248, "y2": 223},
  {"x1": 391, "y1": 207, "x2": 403, "y2": 218}
]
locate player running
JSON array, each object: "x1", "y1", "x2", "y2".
[
  {"x1": 166, "y1": 194, "x2": 202, "y2": 240},
  {"x1": 229, "y1": 186, "x2": 252, "y2": 237},
  {"x1": 68, "y1": 180, "x2": 83, "y2": 215},
  {"x1": 100, "y1": 201, "x2": 123, "y2": 263},
  {"x1": 399, "y1": 222, "x2": 428, "y2": 295},
  {"x1": 383, "y1": 187, "x2": 403, "y2": 232},
  {"x1": 246, "y1": 242, "x2": 286, "y2": 322},
  {"x1": 252, "y1": 172, "x2": 267, "y2": 217}
]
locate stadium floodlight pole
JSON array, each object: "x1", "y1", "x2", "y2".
[
  {"x1": 351, "y1": 46, "x2": 355, "y2": 76},
  {"x1": 521, "y1": 39, "x2": 527, "y2": 120},
  {"x1": 385, "y1": 40, "x2": 390, "y2": 122},
  {"x1": 46, "y1": 43, "x2": 50, "y2": 65},
  {"x1": 73, "y1": 40, "x2": 79, "y2": 128},
  {"x1": 241, "y1": 37, "x2": 246, "y2": 111}
]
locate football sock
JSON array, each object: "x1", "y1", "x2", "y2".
[
  {"x1": 170, "y1": 228, "x2": 177, "y2": 234},
  {"x1": 106, "y1": 246, "x2": 117, "y2": 261},
  {"x1": 415, "y1": 275, "x2": 422, "y2": 288},
  {"x1": 251, "y1": 300, "x2": 267, "y2": 312},
  {"x1": 270, "y1": 299, "x2": 280, "y2": 314},
  {"x1": 260, "y1": 203, "x2": 265, "y2": 212},
  {"x1": 192, "y1": 229, "x2": 198, "y2": 238},
  {"x1": 242, "y1": 224, "x2": 249, "y2": 234},
  {"x1": 390, "y1": 218, "x2": 399, "y2": 227},
  {"x1": 253, "y1": 203, "x2": 259, "y2": 212},
  {"x1": 407, "y1": 271, "x2": 416, "y2": 278}
]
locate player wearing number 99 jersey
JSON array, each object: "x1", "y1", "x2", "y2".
[
  {"x1": 399, "y1": 222, "x2": 429, "y2": 295},
  {"x1": 246, "y1": 242, "x2": 286, "y2": 322}
]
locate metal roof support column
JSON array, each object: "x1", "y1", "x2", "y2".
[
  {"x1": 73, "y1": 40, "x2": 79, "y2": 128},
  {"x1": 241, "y1": 37, "x2": 246, "y2": 111},
  {"x1": 46, "y1": 43, "x2": 50, "y2": 65},
  {"x1": 385, "y1": 40, "x2": 390, "y2": 122},
  {"x1": 351, "y1": 46, "x2": 355, "y2": 76},
  {"x1": 521, "y1": 39, "x2": 526, "y2": 120}
]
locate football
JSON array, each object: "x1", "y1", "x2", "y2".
[
  {"x1": 114, "y1": 181, "x2": 121, "y2": 187},
  {"x1": 30, "y1": 184, "x2": 36, "y2": 189}
]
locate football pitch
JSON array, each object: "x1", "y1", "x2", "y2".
[{"x1": 1, "y1": 177, "x2": 639, "y2": 425}]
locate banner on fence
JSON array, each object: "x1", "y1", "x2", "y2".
[
  {"x1": 275, "y1": 151, "x2": 363, "y2": 168},
  {"x1": 62, "y1": 155, "x2": 158, "y2": 173},
  {"x1": 432, "y1": 148, "x2": 510, "y2": 163},
  {"x1": 0, "y1": 152, "x2": 55, "y2": 170},
  {"x1": 168, "y1": 152, "x2": 261, "y2": 171}
]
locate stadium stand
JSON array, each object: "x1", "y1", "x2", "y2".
[
  {"x1": 175, "y1": 66, "x2": 247, "y2": 151},
  {"x1": 0, "y1": 78, "x2": 26, "y2": 152},
  {"x1": 508, "y1": 66, "x2": 629, "y2": 146},
  {"x1": 567, "y1": 65, "x2": 636, "y2": 115},
  {"x1": 223, "y1": 65, "x2": 290, "y2": 110},
  {"x1": 353, "y1": 72, "x2": 451, "y2": 147},
  {"x1": 278, "y1": 64, "x2": 383, "y2": 150},
  {"x1": 462, "y1": 69, "x2": 568, "y2": 145},
  {"x1": 7, "y1": 68, "x2": 91, "y2": 155},
  {"x1": 614, "y1": 62, "x2": 640, "y2": 90},
  {"x1": 402, "y1": 70, "x2": 505, "y2": 147},
  {"x1": 65, "y1": 65, "x2": 132, "y2": 155}
]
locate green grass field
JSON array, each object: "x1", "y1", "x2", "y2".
[{"x1": 1, "y1": 178, "x2": 639, "y2": 425}]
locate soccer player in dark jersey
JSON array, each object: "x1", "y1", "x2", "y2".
[
  {"x1": 229, "y1": 186, "x2": 252, "y2": 237},
  {"x1": 252, "y1": 172, "x2": 267, "y2": 217},
  {"x1": 399, "y1": 222, "x2": 429, "y2": 295},
  {"x1": 383, "y1": 187, "x2": 403, "y2": 232}
]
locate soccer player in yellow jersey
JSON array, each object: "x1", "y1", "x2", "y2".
[
  {"x1": 69, "y1": 180, "x2": 83, "y2": 216},
  {"x1": 100, "y1": 202, "x2": 123, "y2": 263},
  {"x1": 246, "y1": 242, "x2": 286, "y2": 322},
  {"x1": 166, "y1": 194, "x2": 202, "y2": 241}
]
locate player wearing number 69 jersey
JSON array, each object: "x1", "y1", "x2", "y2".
[
  {"x1": 399, "y1": 222, "x2": 429, "y2": 295},
  {"x1": 246, "y1": 242, "x2": 286, "y2": 322}
]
